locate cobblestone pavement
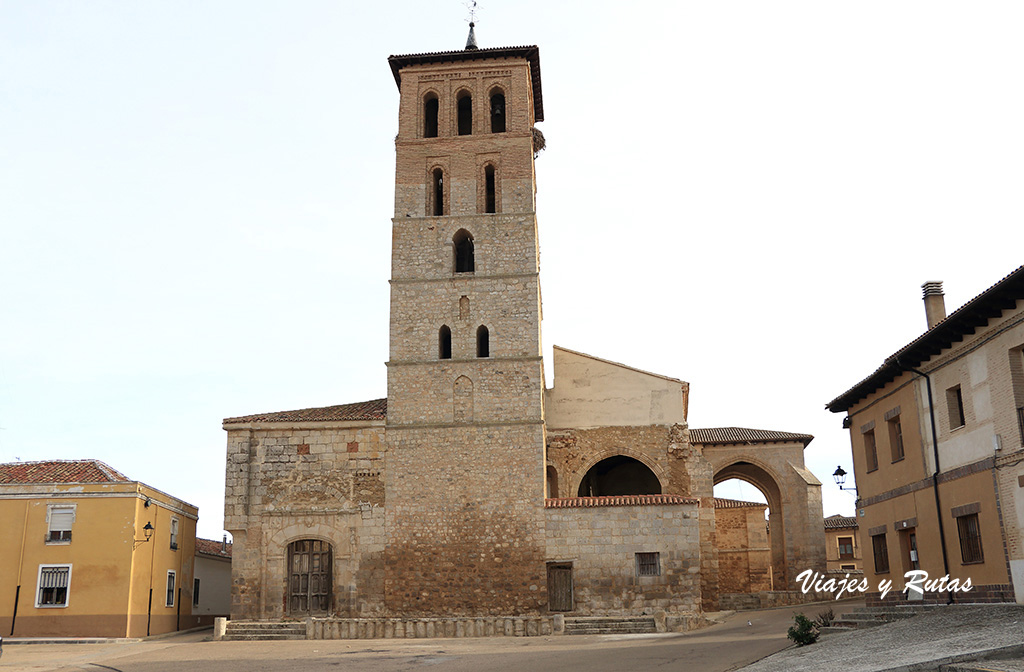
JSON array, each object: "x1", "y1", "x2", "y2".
[{"x1": 739, "y1": 604, "x2": 1024, "y2": 672}]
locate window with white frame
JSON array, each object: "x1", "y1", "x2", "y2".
[
  {"x1": 47, "y1": 505, "x2": 75, "y2": 543},
  {"x1": 36, "y1": 565, "x2": 71, "y2": 607},
  {"x1": 166, "y1": 570, "x2": 176, "y2": 607},
  {"x1": 170, "y1": 517, "x2": 179, "y2": 550}
]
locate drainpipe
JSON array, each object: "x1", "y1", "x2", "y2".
[{"x1": 895, "y1": 358, "x2": 953, "y2": 604}]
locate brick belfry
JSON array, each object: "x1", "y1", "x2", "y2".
[{"x1": 383, "y1": 31, "x2": 548, "y2": 614}]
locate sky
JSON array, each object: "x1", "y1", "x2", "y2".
[{"x1": 2, "y1": 1, "x2": 1022, "y2": 540}]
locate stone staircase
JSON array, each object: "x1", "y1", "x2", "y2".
[
  {"x1": 829, "y1": 604, "x2": 943, "y2": 630},
  {"x1": 223, "y1": 621, "x2": 307, "y2": 641},
  {"x1": 563, "y1": 617, "x2": 658, "y2": 635}
]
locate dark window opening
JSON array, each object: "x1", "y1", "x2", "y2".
[
  {"x1": 546, "y1": 465, "x2": 559, "y2": 498},
  {"x1": 476, "y1": 325, "x2": 489, "y2": 357},
  {"x1": 484, "y1": 164, "x2": 496, "y2": 213},
  {"x1": 457, "y1": 93, "x2": 473, "y2": 135},
  {"x1": 454, "y1": 229, "x2": 474, "y2": 273},
  {"x1": 193, "y1": 578, "x2": 200, "y2": 607},
  {"x1": 636, "y1": 552, "x2": 660, "y2": 576},
  {"x1": 432, "y1": 168, "x2": 445, "y2": 216},
  {"x1": 166, "y1": 571, "x2": 176, "y2": 607},
  {"x1": 490, "y1": 92, "x2": 505, "y2": 133},
  {"x1": 578, "y1": 455, "x2": 661, "y2": 497},
  {"x1": 424, "y1": 95, "x2": 439, "y2": 138},
  {"x1": 947, "y1": 385, "x2": 966, "y2": 429},
  {"x1": 957, "y1": 513, "x2": 984, "y2": 564},
  {"x1": 38, "y1": 566, "x2": 70, "y2": 606},
  {"x1": 872, "y1": 533, "x2": 890, "y2": 573},
  {"x1": 864, "y1": 429, "x2": 878, "y2": 472},
  {"x1": 439, "y1": 325, "x2": 452, "y2": 360},
  {"x1": 838, "y1": 536, "x2": 854, "y2": 559},
  {"x1": 889, "y1": 416, "x2": 904, "y2": 462}
]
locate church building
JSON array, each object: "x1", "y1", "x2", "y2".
[{"x1": 222, "y1": 30, "x2": 825, "y2": 633}]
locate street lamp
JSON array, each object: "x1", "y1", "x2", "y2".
[
  {"x1": 832, "y1": 466, "x2": 857, "y2": 493},
  {"x1": 134, "y1": 522, "x2": 154, "y2": 549}
]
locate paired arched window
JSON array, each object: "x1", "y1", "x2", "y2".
[
  {"x1": 431, "y1": 168, "x2": 445, "y2": 216},
  {"x1": 484, "y1": 164, "x2": 496, "y2": 214},
  {"x1": 490, "y1": 90, "x2": 505, "y2": 133},
  {"x1": 476, "y1": 325, "x2": 489, "y2": 358},
  {"x1": 423, "y1": 94, "x2": 439, "y2": 138},
  {"x1": 454, "y1": 229, "x2": 474, "y2": 273},
  {"x1": 439, "y1": 325, "x2": 452, "y2": 359},
  {"x1": 457, "y1": 92, "x2": 473, "y2": 135}
]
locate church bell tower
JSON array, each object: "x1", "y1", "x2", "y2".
[{"x1": 384, "y1": 35, "x2": 547, "y2": 615}]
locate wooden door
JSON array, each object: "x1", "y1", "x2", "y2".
[
  {"x1": 288, "y1": 539, "x2": 332, "y2": 615},
  {"x1": 547, "y1": 563, "x2": 573, "y2": 612}
]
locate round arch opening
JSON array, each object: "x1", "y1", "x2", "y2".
[{"x1": 577, "y1": 455, "x2": 661, "y2": 497}]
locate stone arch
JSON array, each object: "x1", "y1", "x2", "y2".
[
  {"x1": 454, "y1": 375, "x2": 473, "y2": 422},
  {"x1": 712, "y1": 457, "x2": 788, "y2": 589},
  {"x1": 572, "y1": 449, "x2": 665, "y2": 497},
  {"x1": 546, "y1": 464, "x2": 559, "y2": 498}
]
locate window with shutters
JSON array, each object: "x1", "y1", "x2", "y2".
[
  {"x1": 36, "y1": 564, "x2": 71, "y2": 607},
  {"x1": 872, "y1": 533, "x2": 890, "y2": 573},
  {"x1": 166, "y1": 570, "x2": 176, "y2": 607},
  {"x1": 170, "y1": 517, "x2": 179, "y2": 550},
  {"x1": 957, "y1": 512, "x2": 984, "y2": 564},
  {"x1": 46, "y1": 505, "x2": 75, "y2": 543}
]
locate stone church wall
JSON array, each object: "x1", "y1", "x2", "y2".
[
  {"x1": 223, "y1": 422, "x2": 387, "y2": 619},
  {"x1": 545, "y1": 501, "x2": 701, "y2": 614}
]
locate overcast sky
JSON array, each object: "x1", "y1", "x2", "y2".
[{"x1": 3, "y1": 1, "x2": 1022, "y2": 539}]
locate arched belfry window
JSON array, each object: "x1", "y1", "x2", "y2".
[
  {"x1": 439, "y1": 325, "x2": 452, "y2": 359},
  {"x1": 424, "y1": 94, "x2": 439, "y2": 138},
  {"x1": 476, "y1": 325, "x2": 489, "y2": 358},
  {"x1": 457, "y1": 92, "x2": 473, "y2": 136},
  {"x1": 490, "y1": 90, "x2": 505, "y2": 133},
  {"x1": 453, "y1": 229, "x2": 475, "y2": 273},
  {"x1": 431, "y1": 168, "x2": 445, "y2": 216},
  {"x1": 484, "y1": 164, "x2": 496, "y2": 214}
]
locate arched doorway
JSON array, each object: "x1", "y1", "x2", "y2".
[
  {"x1": 713, "y1": 462, "x2": 787, "y2": 588},
  {"x1": 577, "y1": 455, "x2": 661, "y2": 497},
  {"x1": 287, "y1": 539, "x2": 332, "y2": 615}
]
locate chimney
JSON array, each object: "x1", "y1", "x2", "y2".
[
  {"x1": 222, "y1": 534, "x2": 227, "y2": 553},
  {"x1": 922, "y1": 281, "x2": 946, "y2": 330}
]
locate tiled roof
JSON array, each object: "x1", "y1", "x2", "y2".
[
  {"x1": 0, "y1": 460, "x2": 130, "y2": 484},
  {"x1": 195, "y1": 537, "x2": 233, "y2": 558},
  {"x1": 545, "y1": 495, "x2": 698, "y2": 508},
  {"x1": 824, "y1": 514, "x2": 858, "y2": 530},
  {"x1": 827, "y1": 265, "x2": 1024, "y2": 413},
  {"x1": 224, "y1": 398, "x2": 387, "y2": 424},
  {"x1": 690, "y1": 427, "x2": 814, "y2": 446},
  {"x1": 714, "y1": 497, "x2": 768, "y2": 509}
]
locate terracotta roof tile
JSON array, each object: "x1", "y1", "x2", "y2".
[
  {"x1": 690, "y1": 427, "x2": 814, "y2": 446},
  {"x1": 545, "y1": 495, "x2": 698, "y2": 508},
  {"x1": 0, "y1": 460, "x2": 130, "y2": 484},
  {"x1": 827, "y1": 264, "x2": 1024, "y2": 412},
  {"x1": 224, "y1": 398, "x2": 387, "y2": 424},
  {"x1": 714, "y1": 497, "x2": 768, "y2": 509},
  {"x1": 824, "y1": 514, "x2": 859, "y2": 529},
  {"x1": 195, "y1": 537, "x2": 233, "y2": 558}
]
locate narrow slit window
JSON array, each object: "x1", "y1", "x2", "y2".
[
  {"x1": 477, "y1": 325, "x2": 489, "y2": 358},
  {"x1": 439, "y1": 325, "x2": 452, "y2": 360},
  {"x1": 484, "y1": 165, "x2": 496, "y2": 213},
  {"x1": 166, "y1": 570, "x2": 176, "y2": 607},
  {"x1": 432, "y1": 168, "x2": 445, "y2": 216},
  {"x1": 454, "y1": 229, "x2": 474, "y2": 273},
  {"x1": 947, "y1": 385, "x2": 965, "y2": 429},
  {"x1": 424, "y1": 94, "x2": 439, "y2": 138},
  {"x1": 490, "y1": 91, "x2": 505, "y2": 133},
  {"x1": 457, "y1": 92, "x2": 473, "y2": 135},
  {"x1": 889, "y1": 416, "x2": 904, "y2": 462},
  {"x1": 864, "y1": 429, "x2": 878, "y2": 472}
]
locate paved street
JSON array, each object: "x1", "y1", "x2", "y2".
[{"x1": 2, "y1": 602, "x2": 838, "y2": 672}]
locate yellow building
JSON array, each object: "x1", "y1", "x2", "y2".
[
  {"x1": 0, "y1": 460, "x2": 198, "y2": 637},
  {"x1": 824, "y1": 515, "x2": 862, "y2": 573}
]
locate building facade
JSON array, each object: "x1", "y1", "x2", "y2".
[
  {"x1": 824, "y1": 515, "x2": 862, "y2": 573},
  {"x1": 223, "y1": 35, "x2": 826, "y2": 627},
  {"x1": 193, "y1": 537, "x2": 232, "y2": 626},
  {"x1": 827, "y1": 268, "x2": 1024, "y2": 604},
  {"x1": 0, "y1": 460, "x2": 198, "y2": 637}
]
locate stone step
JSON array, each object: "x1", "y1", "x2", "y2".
[
  {"x1": 223, "y1": 621, "x2": 307, "y2": 641},
  {"x1": 563, "y1": 618, "x2": 657, "y2": 635}
]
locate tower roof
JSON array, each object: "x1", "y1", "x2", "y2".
[{"x1": 388, "y1": 45, "x2": 544, "y2": 122}]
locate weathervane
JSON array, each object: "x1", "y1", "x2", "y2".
[{"x1": 464, "y1": 1, "x2": 480, "y2": 50}]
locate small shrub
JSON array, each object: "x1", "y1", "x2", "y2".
[
  {"x1": 787, "y1": 613, "x2": 820, "y2": 646},
  {"x1": 814, "y1": 607, "x2": 835, "y2": 628}
]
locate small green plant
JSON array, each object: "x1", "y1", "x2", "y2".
[
  {"x1": 814, "y1": 607, "x2": 835, "y2": 628},
  {"x1": 787, "y1": 613, "x2": 820, "y2": 646}
]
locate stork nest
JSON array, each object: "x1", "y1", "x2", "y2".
[{"x1": 532, "y1": 127, "x2": 546, "y2": 157}]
